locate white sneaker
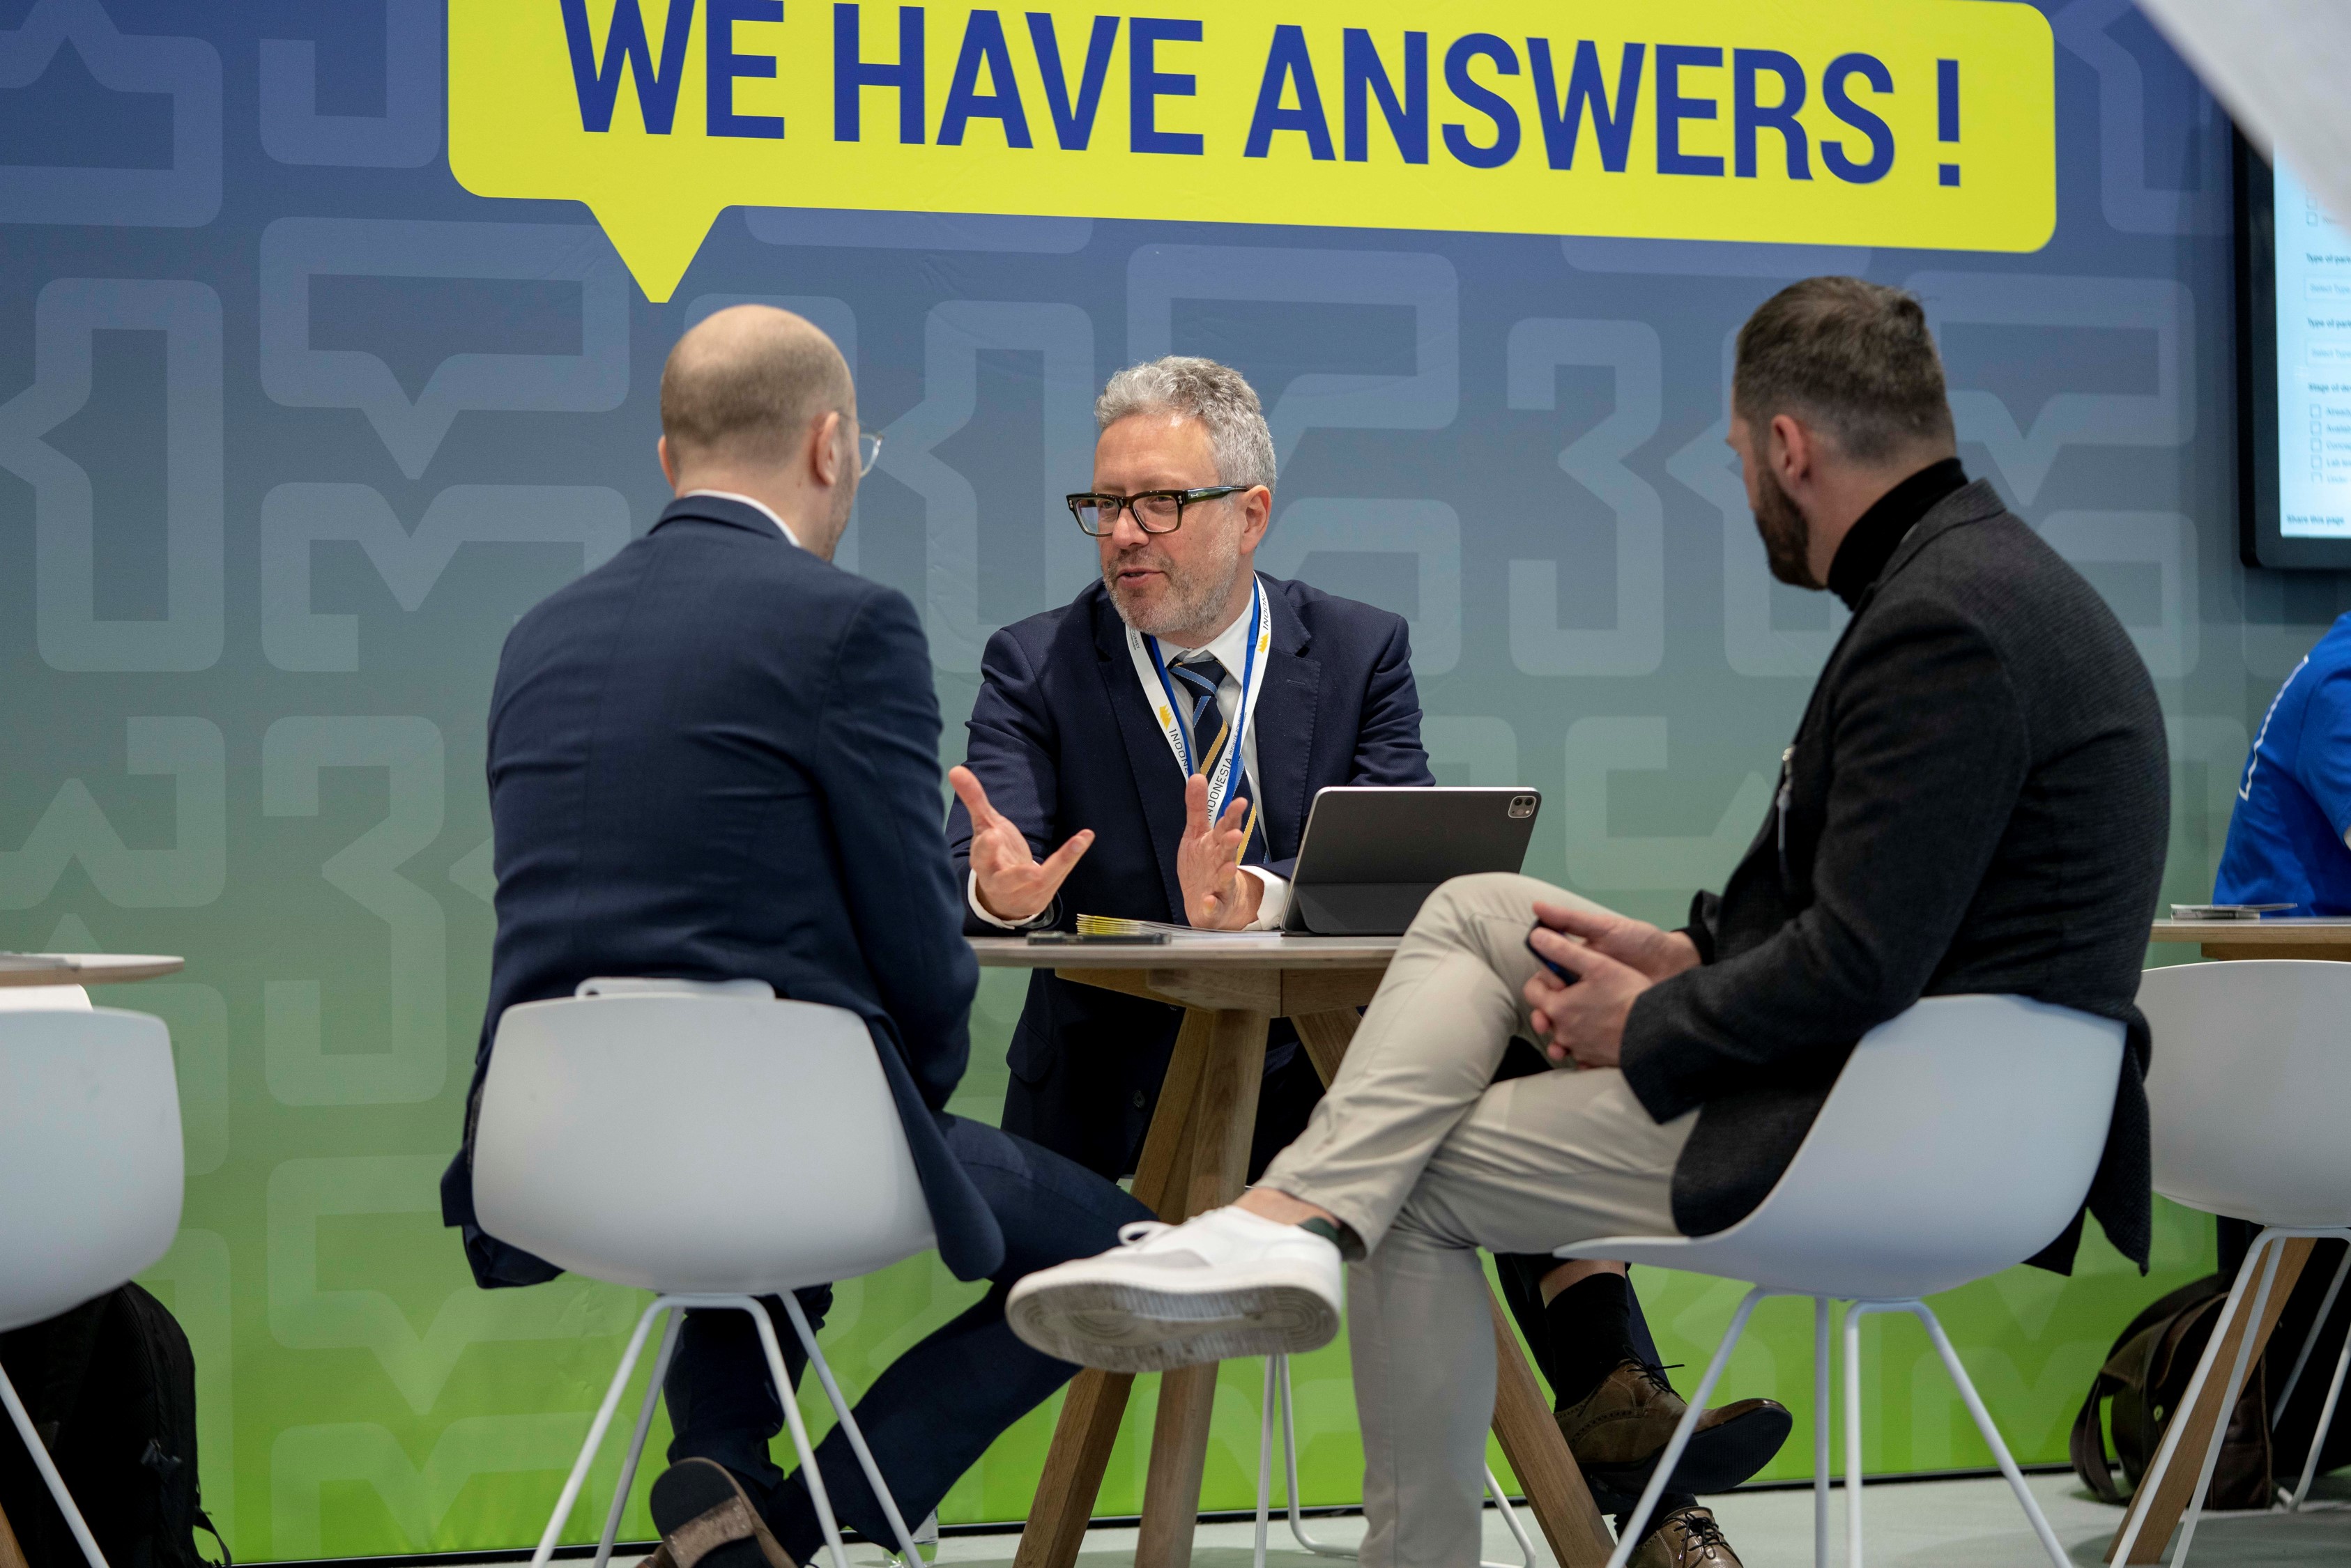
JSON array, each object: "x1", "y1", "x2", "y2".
[{"x1": 1006, "y1": 1207, "x2": 1344, "y2": 1372}]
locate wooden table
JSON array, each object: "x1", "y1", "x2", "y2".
[
  {"x1": 2104, "y1": 920, "x2": 2351, "y2": 1563},
  {"x1": 0, "y1": 953, "x2": 185, "y2": 988},
  {"x1": 973, "y1": 935, "x2": 1614, "y2": 1568}
]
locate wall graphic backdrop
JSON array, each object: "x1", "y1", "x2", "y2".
[{"x1": 3, "y1": 0, "x2": 2347, "y2": 1556}]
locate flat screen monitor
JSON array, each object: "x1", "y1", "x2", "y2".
[{"x1": 2239, "y1": 142, "x2": 2351, "y2": 568}]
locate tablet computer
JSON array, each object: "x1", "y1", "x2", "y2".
[{"x1": 1280, "y1": 787, "x2": 1542, "y2": 935}]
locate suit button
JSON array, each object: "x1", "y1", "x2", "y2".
[{"x1": 1132, "y1": 1091, "x2": 1148, "y2": 1109}]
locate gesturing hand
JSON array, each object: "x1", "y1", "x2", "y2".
[
  {"x1": 949, "y1": 765, "x2": 1093, "y2": 923},
  {"x1": 1177, "y1": 772, "x2": 1261, "y2": 930}
]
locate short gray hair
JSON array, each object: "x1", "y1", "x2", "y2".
[
  {"x1": 1733, "y1": 277, "x2": 1955, "y2": 463},
  {"x1": 1095, "y1": 356, "x2": 1277, "y2": 489}
]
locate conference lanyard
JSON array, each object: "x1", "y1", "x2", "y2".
[{"x1": 1124, "y1": 576, "x2": 1271, "y2": 829}]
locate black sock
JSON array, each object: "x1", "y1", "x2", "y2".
[{"x1": 1545, "y1": 1274, "x2": 1641, "y2": 1408}]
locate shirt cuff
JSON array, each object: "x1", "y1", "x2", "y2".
[
  {"x1": 968, "y1": 870, "x2": 1051, "y2": 930},
  {"x1": 1241, "y1": 868, "x2": 1289, "y2": 931}
]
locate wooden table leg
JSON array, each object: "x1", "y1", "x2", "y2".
[
  {"x1": 1136, "y1": 1006, "x2": 1272, "y2": 1568},
  {"x1": 1491, "y1": 1293, "x2": 1617, "y2": 1568},
  {"x1": 0, "y1": 1498, "x2": 29, "y2": 1568},
  {"x1": 2107, "y1": 1236, "x2": 2317, "y2": 1563},
  {"x1": 1293, "y1": 1008, "x2": 1614, "y2": 1568},
  {"x1": 1015, "y1": 1008, "x2": 1217, "y2": 1568}
]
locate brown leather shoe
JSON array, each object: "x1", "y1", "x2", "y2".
[
  {"x1": 1625, "y1": 1505, "x2": 1742, "y2": 1567},
  {"x1": 1556, "y1": 1361, "x2": 1792, "y2": 1505},
  {"x1": 649, "y1": 1459, "x2": 795, "y2": 1568}
]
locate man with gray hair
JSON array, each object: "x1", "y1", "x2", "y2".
[
  {"x1": 1007, "y1": 280, "x2": 2170, "y2": 1567},
  {"x1": 945, "y1": 353, "x2": 1431, "y2": 1171},
  {"x1": 946, "y1": 355, "x2": 1787, "y2": 1537}
]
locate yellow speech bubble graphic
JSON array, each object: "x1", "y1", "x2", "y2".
[{"x1": 450, "y1": 0, "x2": 2055, "y2": 302}]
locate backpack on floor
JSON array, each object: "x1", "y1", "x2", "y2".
[
  {"x1": 0, "y1": 1283, "x2": 228, "y2": 1568},
  {"x1": 2069, "y1": 1275, "x2": 2273, "y2": 1511}
]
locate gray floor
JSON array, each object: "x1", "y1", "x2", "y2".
[{"x1": 542, "y1": 1471, "x2": 2350, "y2": 1567}]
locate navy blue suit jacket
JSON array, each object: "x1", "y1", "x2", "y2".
[
  {"x1": 441, "y1": 495, "x2": 1004, "y2": 1287},
  {"x1": 946, "y1": 575, "x2": 1431, "y2": 1177}
]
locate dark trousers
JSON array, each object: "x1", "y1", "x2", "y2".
[{"x1": 663, "y1": 1115, "x2": 1150, "y2": 1560}]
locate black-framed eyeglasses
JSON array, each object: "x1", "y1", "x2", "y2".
[{"x1": 1066, "y1": 485, "x2": 1249, "y2": 536}]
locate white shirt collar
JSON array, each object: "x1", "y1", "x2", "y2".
[
  {"x1": 1156, "y1": 581, "x2": 1258, "y2": 675},
  {"x1": 682, "y1": 489, "x2": 804, "y2": 551}
]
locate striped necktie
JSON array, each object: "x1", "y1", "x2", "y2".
[{"x1": 1168, "y1": 652, "x2": 1232, "y2": 777}]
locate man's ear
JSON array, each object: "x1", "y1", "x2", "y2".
[
  {"x1": 1768, "y1": 413, "x2": 1812, "y2": 490},
  {"x1": 1238, "y1": 484, "x2": 1272, "y2": 550},
  {"x1": 657, "y1": 435, "x2": 677, "y2": 491},
  {"x1": 809, "y1": 410, "x2": 844, "y2": 488}
]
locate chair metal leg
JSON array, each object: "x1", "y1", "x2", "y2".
[
  {"x1": 1905, "y1": 1302, "x2": 2068, "y2": 1568},
  {"x1": 0, "y1": 1360, "x2": 107, "y2": 1568},
  {"x1": 1814, "y1": 1298, "x2": 1830, "y2": 1568},
  {"x1": 2173, "y1": 1235, "x2": 2287, "y2": 1568},
  {"x1": 1602, "y1": 1286, "x2": 1767, "y2": 1568},
  {"x1": 1484, "y1": 1469, "x2": 1538, "y2": 1568},
  {"x1": 2287, "y1": 1300, "x2": 2351, "y2": 1512},
  {"x1": 592, "y1": 1306, "x2": 683, "y2": 1568},
  {"x1": 1843, "y1": 1304, "x2": 1864, "y2": 1568},
  {"x1": 776, "y1": 1291, "x2": 928, "y2": 1568},
  {"x1": 744, "y1": 1297, "x2": 852, "y2": 1568},
  {"x1": 1273, "y1": 1353, "x2": 1354, "y2": 1560},
  {"x1": 1255, "y1": 1352, "x2": 1533, "y2": 1568},
  {"x1": 2272, "y1": 1245, "x2": 2351, "y2": 1427},
  {"x1": 532, "y1": 1298, "x2": 670, "y2": 1568},
  {"x1": 2112, "y1": 1229, "x2": 2283, "y2": 1565},
  {"x1": 1254, "y1": 1358, "x2": 1279, "y2": 1568}
]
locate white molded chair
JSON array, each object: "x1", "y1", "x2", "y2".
[
  {"x1": 0, "y1": 982, "x2": 91, "y2": 1010},
  {"x1": 472, "y1": 981, "x2": 938, "y2": 1568},
  {"x1": 1557, "y1": 994, "x2": 2124, "y2": 1568},
  {"x1": 0, "y1": 1005, "x2": 185, "y2": 1568},
  {"x1": 2111, "y1": 961, "x2": 2351, "y2": 1567}
]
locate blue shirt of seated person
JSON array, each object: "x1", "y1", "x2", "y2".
[{"x1": 2216, "y1": 613, "x2": 2351, "y2": 916}]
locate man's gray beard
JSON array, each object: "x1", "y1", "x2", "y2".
[{"x1": 1105, "y1": 532, "x2": 1246, "y2": 642}]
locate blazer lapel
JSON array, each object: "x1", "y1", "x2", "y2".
[
  {"x1": 1250, "y1": 579, "x2": 1319, "y2": 862},
  {"x1": 1093, "y1": 595, "x2": 1190, "y2": 916}
]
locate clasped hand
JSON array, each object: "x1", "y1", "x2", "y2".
[{"x1": 1522, "y1": 902, "x2": 1701, "y2": 1069}]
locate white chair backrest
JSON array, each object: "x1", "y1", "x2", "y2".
[
  {"x1": 473, "y1": 992, "x2": 936, "y2": 1294},
  {"x1": 0, "y1": 983, "x2": 92, "y2": 1010},
  {"x1": 1657, "y1": 995, "x2": 2124, "y2": 1301},
  {"x1": 2137, "y1": 960, "x2": 2351, "y2": 1228},
  {"x1": 575, "y1": 976, "x2": 774, "y2": 999},
  {"x1": 0, "y1": 1008, "x2": 185, "y2": 1332}
]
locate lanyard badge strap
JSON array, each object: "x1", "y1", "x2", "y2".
[{"x1": 1128, "y1": 578, "x2": 1270, "y2": 827}]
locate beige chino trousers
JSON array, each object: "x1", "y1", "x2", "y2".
[{"x1": 1259, "y1": 873, "x2": 1697, "y2": 1568}]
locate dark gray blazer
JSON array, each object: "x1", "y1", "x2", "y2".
[{"x1": 1619, "y1": 481, "x2": 2169, "y2": 1271}]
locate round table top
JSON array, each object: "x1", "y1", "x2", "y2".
[
  {"x1": 2149, "y1": 918, "x2": 2351, "y2": 946},
  {"x1": 970, "y1": 932, "x2": 1400, "y2": 970},
  {"x1": 0, "y1": 953, "x2": 185, "y2": 987}
]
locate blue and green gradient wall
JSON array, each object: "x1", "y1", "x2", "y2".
[{"x1": 3, "y1": 0, "x2": 2343, "y2": 1554}]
